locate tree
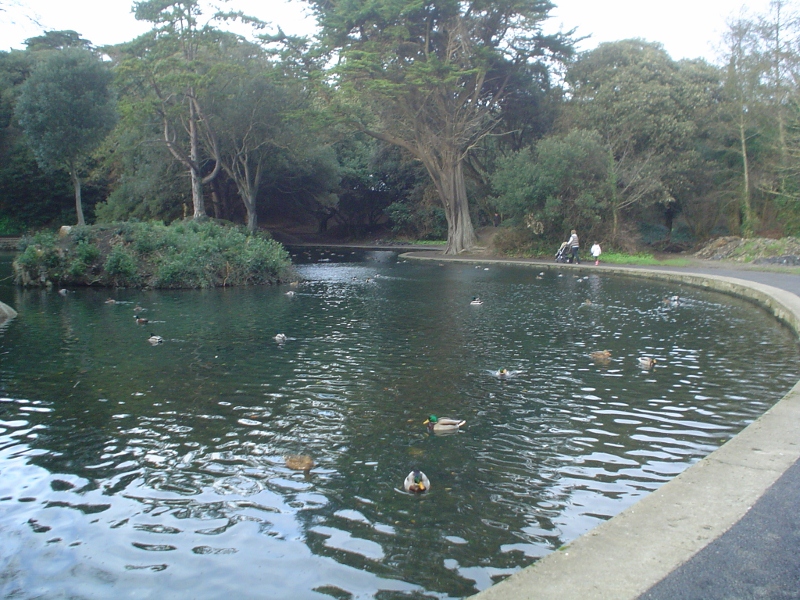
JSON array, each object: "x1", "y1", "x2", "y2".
[
  {"x1": 208, "y1": 46, "x2": 315, "y2": 232},
  {"x1": 14, "y1": 47, "x2": 117, "y2": 226},
  {"x1": 24, "y1": 30, "x2": 92, "y2": 52},
  {"x1": 565, "y1": 41, "x2": 700, "y2": 241},
  {"x1": 720, "y1": 17, "x2": 768, "y2": 236},
  {"x1": 118, "y1": 0, "x2": 226, "y2": 220},
  {"x1": 307, "y1": 0, "x2": 571, "y2": 254},
  {"x1": 491, "y1": 129, "x2": 614, "y2": 239}
]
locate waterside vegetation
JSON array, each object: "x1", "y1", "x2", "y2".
[
  {"x1": 13, "y1": 220, "x2": 293, "y2": 289},
  {"x1": 3, "y1": 1, "x2": 800, "y2": 260}
]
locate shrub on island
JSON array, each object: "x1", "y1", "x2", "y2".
[{"x1": 13, "y1": 220, "x2": 294, "y2": 289}]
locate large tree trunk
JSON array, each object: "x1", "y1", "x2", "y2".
[
  {"x1": 424, "y1": 157, "x2": 476, "y2": 254},
  {"x1": 69, "y1": 167, "x2": 85, "y2": 226}
]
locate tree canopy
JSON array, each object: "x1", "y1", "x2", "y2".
[
  {"x1": 308, "y1": 0, "x2": 572, "y2": 253},
  {"x1": 2, "y1": 0, "x2": 800, "y2": 251},
  {"x1": 14, "y1": 47, "x2": 116, "y2": 225}
]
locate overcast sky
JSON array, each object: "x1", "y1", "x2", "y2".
[{"x1": 0, "y1": 0, "x2": 777, "y2": 63}]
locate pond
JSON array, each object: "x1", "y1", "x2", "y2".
[{"x1": 0, "y1": 248, "x2": 798, "y2": 599}]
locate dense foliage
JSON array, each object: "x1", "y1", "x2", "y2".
[
  {"x1": 2, "y1": 1, "x2": 800, "y2": 255},
  {"x1": 13, "y1": 220, "x2": 293, "y2": 289},
  {"x1": 14, "y1": 47, "x2": 117, "y2": 226}
]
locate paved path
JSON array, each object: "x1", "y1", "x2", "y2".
[{"x1": 403, "y1": 252, "x2": 800, "y2": 599}]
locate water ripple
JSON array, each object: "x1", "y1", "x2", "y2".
[{"x1": 0, "y1": 257, "x2": 797, "y2": 598}]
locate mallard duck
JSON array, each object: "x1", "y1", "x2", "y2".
[
  {"x1": 134, "y1": 315, "x2": 149, "y2": 325},
  {"x1": 638, "y1": 357, "x2": 657, "y2": 369},
  {"x1": 105, "y1": 298, "x2": 117, "y2": 304},
  {"x1": 134, "y1": 305, "x2": 144, "y2": 312},
  {"x1": 285, "y1": 291, "x2": 296, "y2": 297},
  {"x1": 590, "y1": 350, "x2": 612, "y2": 361},
  {"x1": 403, "y1": 469, "x2": 430, "y2": 494},
  {"x1": 285, "y1": 454, "x2": 314, "y2": 471},
  {"x1": 470, "y1": 297, "x2": 483, "y2": 306},
  {"x1": 148, "y1": 334, "x2": 164, "y2": 345},
  {"x1": 274, "y1": 333, "x2": 287, "y2": 343},
  {"x1": 424, "y1": 415, "x2": 466, "y2": 434},
  {"x1": 497, "y1": 368, "x2": 509, "y2": 378},
  {"x1": 58, "y1": 288, "x2": 68, "y2": 297}
]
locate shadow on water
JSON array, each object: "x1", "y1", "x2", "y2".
[{"x1": 0, "y1": 249, "x2": 798, "y2": 598}]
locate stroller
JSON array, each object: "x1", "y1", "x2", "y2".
[{"x1": 555, "y1": 241, "x2": 572, "y2": 263}]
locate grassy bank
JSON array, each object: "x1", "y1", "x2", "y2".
[
  {"x1": 14, "y1": 220, "x2": 294, "y2": 289},
  {"x1": 598, "y1": 251, "x2": 693, "y2": 267}
]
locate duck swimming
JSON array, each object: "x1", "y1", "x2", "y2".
[
  {"x1": 424, "y1": 415, "x2": 466, "y2": 434},
  {"x1": 134, "y1": 315, "x2": 149, "y2": 325},
  {"x1": 470, "y1": 297, "x2": 483, "y2": 305},
  {"x1": 148, "y1": 334, "x2": 164, "y2": 345},
  {"x1": 275, "y1": 333, "x2": 287, "y2": 343},
  {"x1": 638, "y1": 357, "x2": 657, "y2": 369},
  {"x1": 285, "y1": 454, "x2": 314, "y2": 471},
  {"x1": 590, "y1": 350, "x2": 612, "y2": 363},
  {"x1": 403, "y1": 469, "x2": 430, "y2": 494}
]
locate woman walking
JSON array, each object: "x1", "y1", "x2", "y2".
[{"x1": 567, "y1": 230, "x2": 580, "y2": 264}]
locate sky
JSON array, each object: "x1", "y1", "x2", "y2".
[{"x1": 0, "y1": 0, "x2": 777, "y2": 63}]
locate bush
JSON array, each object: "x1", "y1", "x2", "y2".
[
  {"x1": 104, "y1": 245, "x2": 140, "y2": 285},
  {"x1": 13, "y1": 220, "x2": 293, "y2": 289},
  {"x1": 491, "y1": 227, "x2": 553, "y2": 257},
  {"x1": 0, "y1": 216, "x2": 26, "y2": 236},
  {"x1": 67, "y1": 241, "x2": 101, "y2": 277},
  {"x1": 386, "y1": 202, "x2": 447, "y2": 241}
]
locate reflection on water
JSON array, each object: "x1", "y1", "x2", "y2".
[{"x1": 0, "y1": 249, "x2": 798, "y2": 598}]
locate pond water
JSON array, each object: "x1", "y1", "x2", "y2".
[{"x1": 0, "y1": 248, "x2": 798, "y2": 599}]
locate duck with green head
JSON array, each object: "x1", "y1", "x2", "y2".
[
  {"x1": 423, "y1": 415, "x2": 466, "y2": 434},
  {"x1": 403, "y1": 469, "x2": 430, "y2": 494}
]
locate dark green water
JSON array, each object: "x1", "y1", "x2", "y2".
[{"x1": 0, "y1": 249, "x2": 798, "y2": 599}]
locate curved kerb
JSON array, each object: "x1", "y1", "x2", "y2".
[{"x1": 402, "y1": 253, "x2": 800, "y2": 600}]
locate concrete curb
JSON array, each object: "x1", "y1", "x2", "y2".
[
  {"x1": 0, "y1": 300, "x2": 17, "y2": 322},
  {"x1": 402, "y1": 254, "x2": 800, "y2": 599}
]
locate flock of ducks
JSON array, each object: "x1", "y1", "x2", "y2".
[
  {"x1": 101, "y1": 298, "x2": 164, "y2": 345},
  {"x1": 95, "y1": 269, "x2": 673, "y2": 494},
  {"x1": 279, "y1": 413, "x2": 465, "y2": 495}
]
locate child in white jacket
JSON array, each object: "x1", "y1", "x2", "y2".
[{"x1": 591, "y1": 242, "x2": 602, "y2": 266}]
